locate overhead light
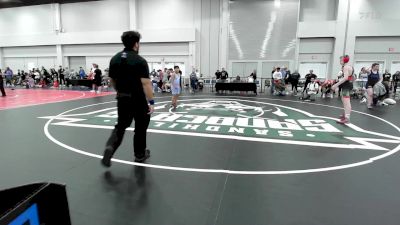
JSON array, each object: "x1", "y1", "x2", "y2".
[
  {"x1": 274, "y1": 0, "x2": 281, "y2": 8},
  {"x1": 229, "y1": 23, "x2": 244, "y2": 59},
  {"x1": 282, "y1": 39, "x2": 297, "y2": 58},
  {"x1": 259, "y1": 12, "x2": 277, "y2": 58}
]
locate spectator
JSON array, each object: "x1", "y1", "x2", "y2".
[
  {"x1": 283, "y1": 67, "x2": 291, "y2": 93},
  {"x1": 290, "y1": 70, "x2": 300, "y2": 95},
  {"x1": 270, "y1": 67, "x2": 276, "y2": 94},
  {"x1": 158, "y1": 70, "x2": 164, "y2": 92},
  {"x1": 91, "y1": 64, "x2": 102, "y2": 93},
  {"x1": 195, "y1": 69, "x2": 200, "y2": 80},
  {"x1": 365, "y1": 63, "x2": 382, "y2": 108},
  {"x1": 304, "y1": 77, "x2": 319, "y2": 101},
  {"x1": 233, "y1": 75, "x2": 241, "y2": 83},
  {"x1": 392, "y1": 71, "x2": 400, "y2": 95},
  {"x1": 382, "y1": 69, "x2": 391, "y2": 98},
  {"x1": 58, "y1": 66, "x2": 65, "y2": 86},
  {"x1": 221, "y1": 68, "x2": 229, "y2": 82},
  {"x1": 163, "y1": 69, "x2": 171, "y2": 92},
  {"x1": 0, "y1": 69, "x2": 6, "y2": 97},
  {"x1": 150, "y1": 69, "x2": 157, "y2": 78},
  {"x1": 189, "y1": 68, "x2": 198, "y2": 93},
  {"x1": 359, "y1": 67, "x2": 369, "y2": 89},
  {"x1": 303, "y1": 70, "x2": 317, "y2": 94},
  {"x1": 250, "y1": 70, "x2": 257, "y2": 82},
  {"x1": 20, "y1": 71, "x2": 26, "y2": 84},
  {"x1": 215, "y1": 69, "x2": 222, "y2": 80},
  {"x1": 4, "y1": 67, "x2": 13, "y2": 87},
  {"x1": 33, "y1": 69, "x2": 40, "y2": 84},
  {"x1": 50, "y1": 68, "x2": 58, "y2": 80},
  {"x1": 41, "y1": 67, "x2": 51, "y2": 86},
  {"x1": 170, "y1": 66, "x2": 182, "y2": 109},
  {"x1": 320, "y1": 79, "x2": 333, "y2": 98},
  {"x1": 273, "y1": 67, "x2": 285, "y2": 96},
  {"x1": 28, "y1": 75, "x2": 35, "y2": 88},
  {"x1": 78, "y1": 67, "x2": 86, "y2": 79},
  {"x1": 150, "y1": 72, "x2": 159, "y2": 93}
]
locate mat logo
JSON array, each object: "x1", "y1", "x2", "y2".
[{"x1": 42, "y1": 99, "x2": 400, "y2": 151}]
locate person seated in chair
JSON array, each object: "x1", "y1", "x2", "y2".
[
  {"x1": 303, "y1": 77, "x2": 319, "y2": 101},
  {"x1": 233, "y1": 75, "x2": 242, "y2": 83},
  {"x1": 320, "y1": 79, "x2": 333, "y2": 98},
  {"x1": 273, "y1": 67, "x2": 285, "y2": 96}
]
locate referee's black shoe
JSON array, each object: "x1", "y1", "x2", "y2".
[
  {"x1": 101, "y1": 147, "x2": 114, "y2": 167},
  {"x1": 134, "y1": 149, "x2": 151, "y2": 163}
]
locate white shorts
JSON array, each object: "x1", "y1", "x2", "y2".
[{"x1": 171, "y1": 87, "x2": 181, "y2": 95}]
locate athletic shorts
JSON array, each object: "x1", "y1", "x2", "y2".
[
  {"x1": 366, "y1": 80, "x2": 378, "y2": 89},
  {"x1": 93, "y1": 79, "x2": 102, "y2": 86},
  {"x1": 171, "y1": 87, "x2": 181, "y2": 95},
  {"x1": 341, "y1": 89, "x2": 351, "y2": 97},
  {"x1": 360, "y1": 81, "x2": 367, "y2": 89}
]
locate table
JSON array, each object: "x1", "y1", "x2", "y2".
[
  {"x1": 215, "y1": 82, "x2": 257, "y2": 94},
  {"x1": 67, "y1": 79, "x2": 93, "y2": 88}
]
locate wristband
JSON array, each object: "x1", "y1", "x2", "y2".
[{"x1": 148, "y1": 100, "x2": 155, "y2": 105}]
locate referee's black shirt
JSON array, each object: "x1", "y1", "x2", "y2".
[{"x1": 109, "y1": 48, "x2": 150, "y2": 100}]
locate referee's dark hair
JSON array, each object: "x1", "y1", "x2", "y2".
[{"x1": 121, "y1": 31, "x2": 141, "y2": 49}]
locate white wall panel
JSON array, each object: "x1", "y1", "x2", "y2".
[
  {"x1": 349, "y1": 0, "x2": 400, "y2": 21},
  {"x1": 4, "y1": 58, "x2": 25, "y2": 71},
  {"x1": 37, "y1": 57, "x2": 57, "y2": 69},
  {"x1": 86, "y1": 56, "x2": 112, "y2": 71},
  {"x1": 200, "y1": 0, "x2": 211, "y2": 76},
  {"x1": 297, "y1": 21, "x2": 336, "y2": 38},
  {"x1": 200, "y1": 0, "x2": 220, "y2": 77},
  {"x1": 63, "y1": 43, "x2": 189, "y2": 57},
  {"x1": 300, "y1": 0, "x2": 337, "y2": 21},
  {"x1": 68, "y1": 57, "x2": 86, "y2": 72},
  {"x1": 140, "y1": 43, "x2": 190, "y2": 56},
  {"x1": 61, "y1": 0, "x2": 130, "y2": 32},
  {"x1": 63, "y1": 44, "x2": 121, "y2": 56},
  {"x1": 390, "y1": 62, "x2": 400, "y2": 74},
  {"x1": 3, "y1": 46, "x2": 57, "y2": 57},
  {"x1": 4, "y1": 57, "x2": 57, "y2": 71},
  {"x1": 299, "y1": 62, "x2": 328, "y2": 79},
  {"x1": 298, "y1": 53, "x2": 332, "y2": 77},
  {"x1": 299, "y1": 38, "x2": 334, "y2": 54},
  {"x1": 137, "y1": 0, "x2": 195, "y2": 29},
  {"x1": 0, "y1": 48, "x2": 4, "y2": 69},
  {"x1": 63, "y1": 57, "x2": 69, "y2": 68},
  {"x1": 355, "y1": 37, "x2": 400, "y2": 53},
  {"x1": 354, "y1": 53, "x2": 400, "y2": 73},
  {"x1": 24, "y1": 58, "x2": 39, "y2": 71},
  {"x1": 0, "y1": 5, "x2": 54, "y2": 36},
  {"x1": 298, "y1": 53, "x2": 332, "y2": 63}
]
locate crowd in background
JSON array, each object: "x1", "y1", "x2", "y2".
[
  {"x1": 149, "y1": 67, "x2": 202, "y2": 94},
  {"x1": 0, "y1": 64, "x2": 109, "y2": 92},
  {"x1": 212, "y1": 63, "x2": 399, "y2": 107},
  {"x1": 1, "y1": 62, "x2": 399, "y2": 106},
  {"x1": 268, "y1": 64, "x2": 400, "y2": 106}
]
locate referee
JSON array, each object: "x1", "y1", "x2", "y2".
[
  {"x1": 102, "y1": 31, "x2": 155, "y2": 167},
  {"x1": 0, "y1": 71, "x2": 6, "y2": 97}
]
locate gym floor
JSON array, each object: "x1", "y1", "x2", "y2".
[{"x1": 1, "y1": 88, "x2": 400, "y2": 225}]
